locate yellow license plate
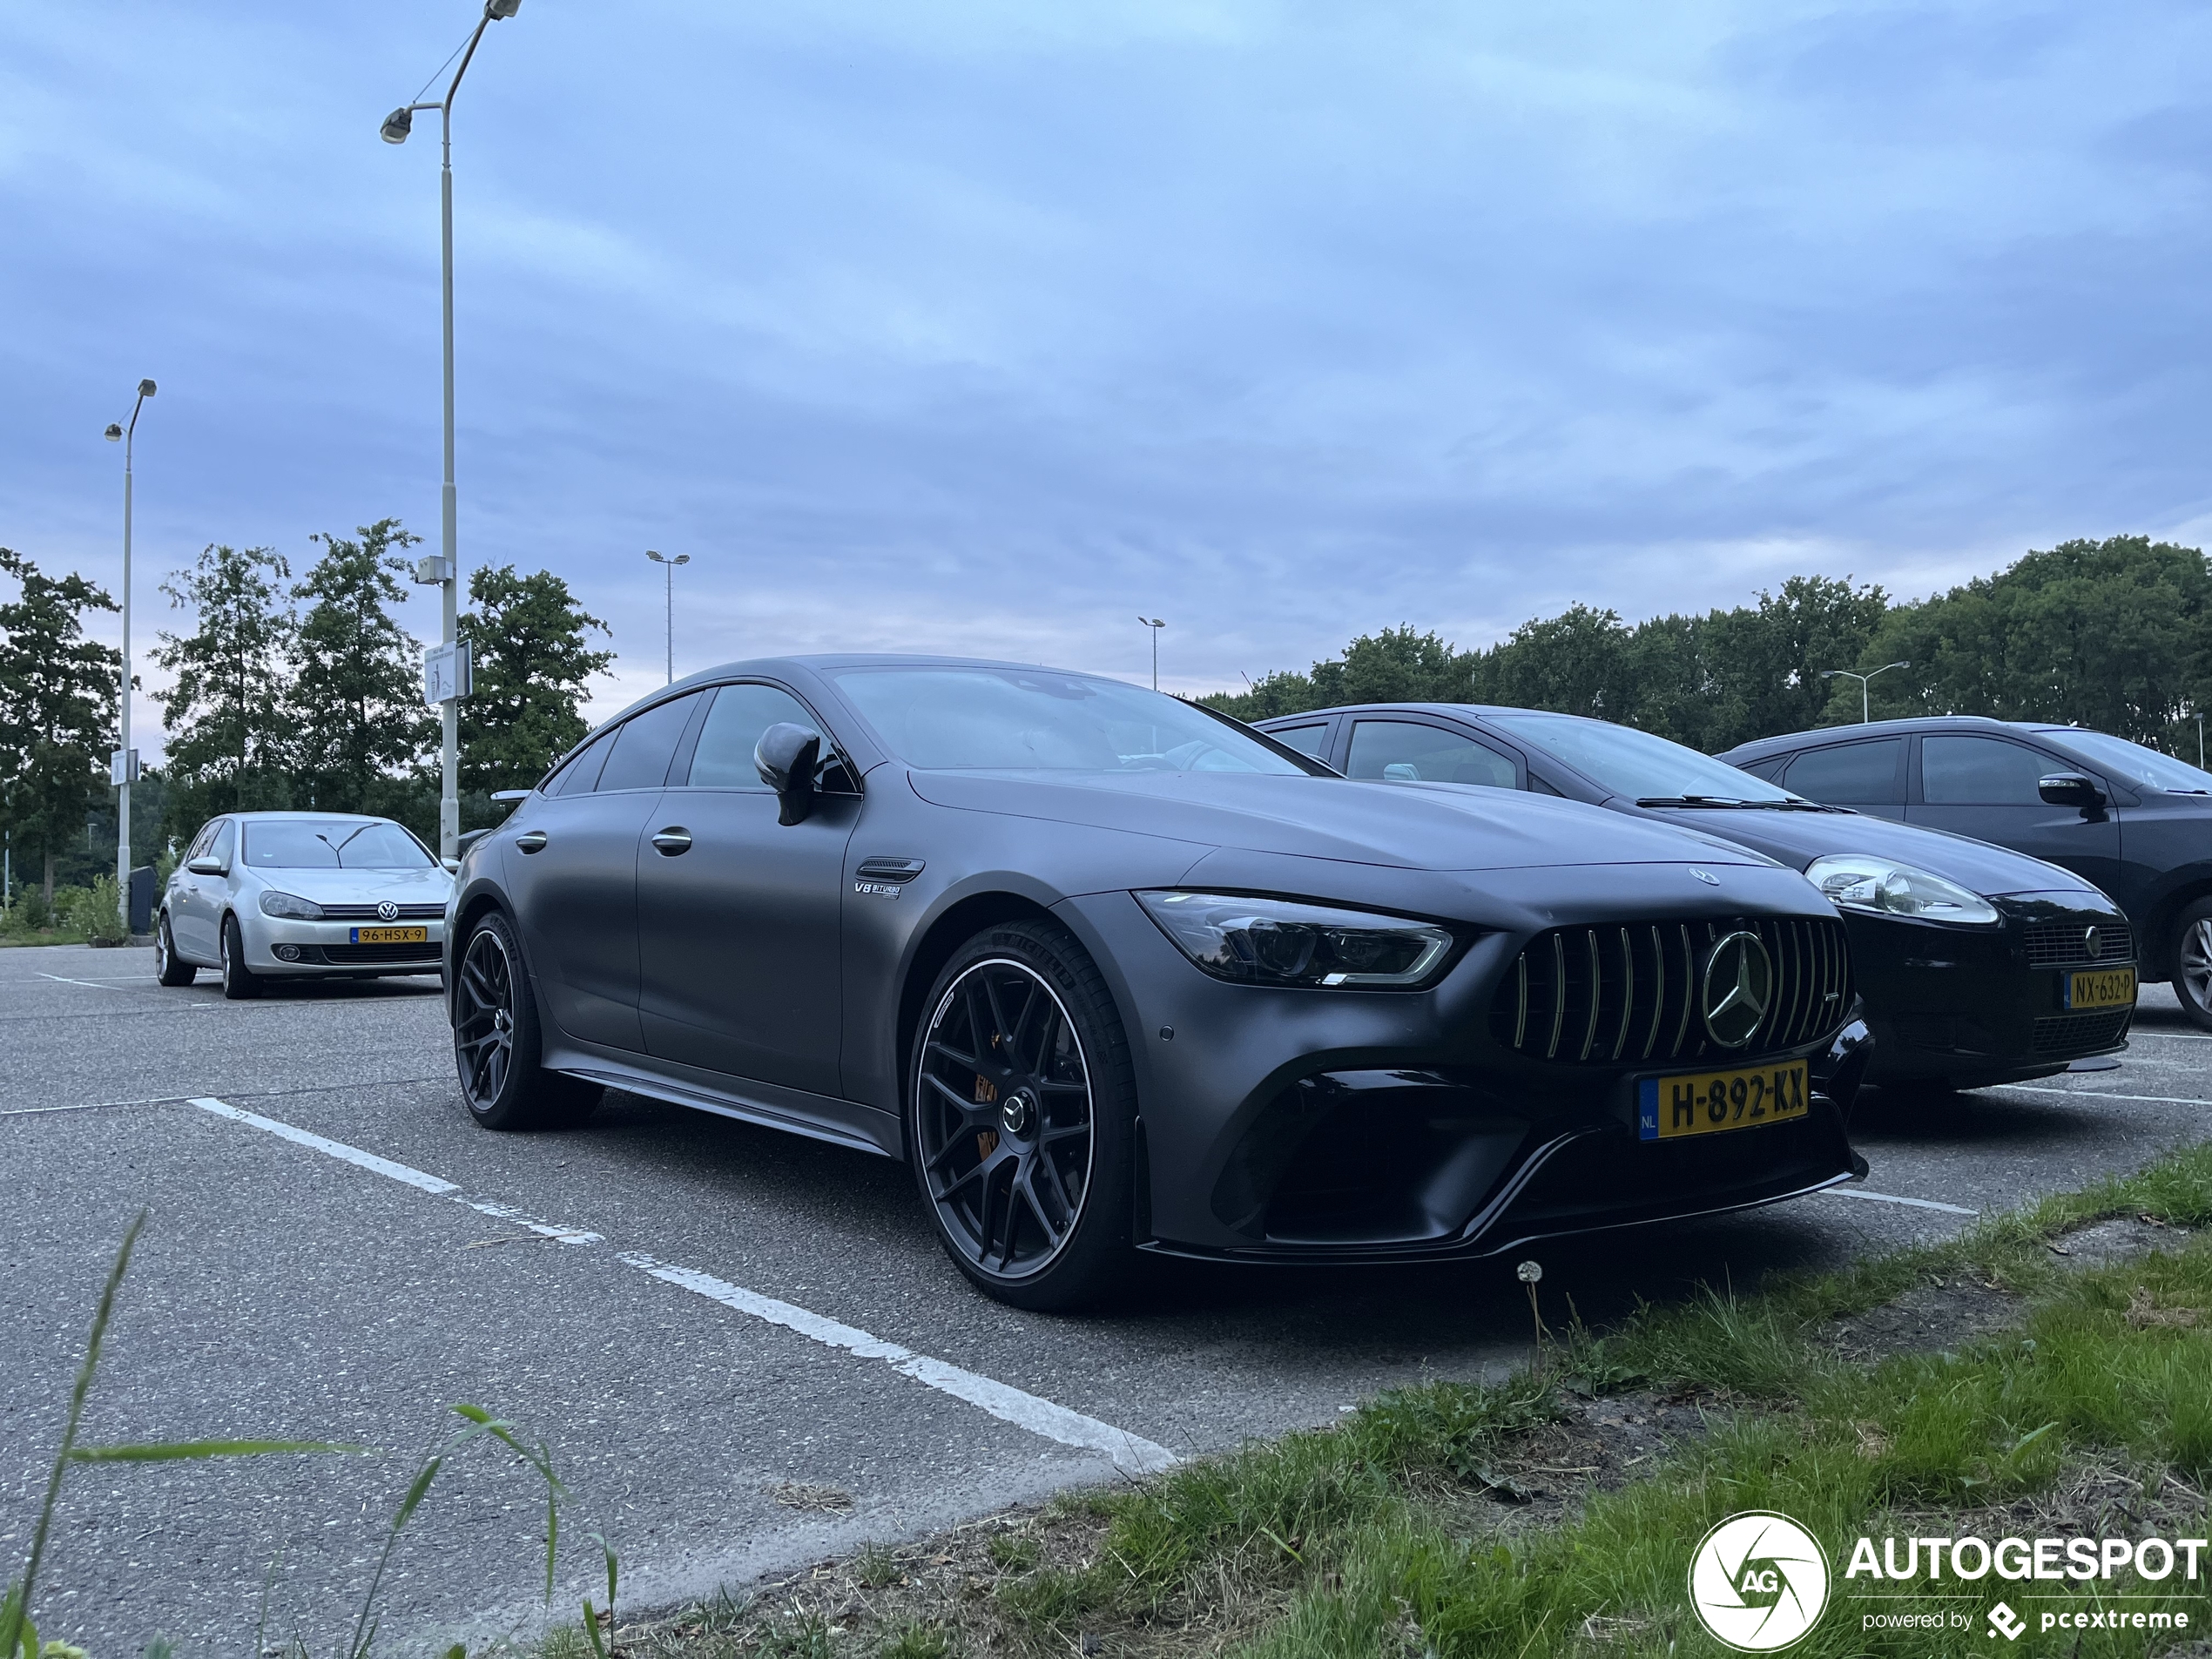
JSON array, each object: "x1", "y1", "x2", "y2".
[
  {"x1": 350, "y1": 926, "x2": 428, "y2": 945},
  {"x1": 1638, "y1": 1060, "x2": 1809, "y2": 1142},
  {"x1": 2066, "y1": 966, "x2": 2135, "y2": 1010}
]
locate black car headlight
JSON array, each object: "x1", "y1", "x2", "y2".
[
  {"x1": 1136, "y1": 891, "x2": 1455, "y2": 988},
  {"x1": 1804, "y1": 854, "x2": 1999, "y2": 926},
  {"x1": 258, "y1": 890, "x2": 324, "y2": 921}
]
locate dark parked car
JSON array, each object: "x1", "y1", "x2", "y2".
[
  {"x1": 448, "y1": 657, "x2": 1870, "y2": 1308},
  {"x1": 1258, "y1": 705, "x2": 2134, "y2": 1090},
  {"x1": 1719, "y1": 717, "x2": 2202, "y2": 1026}
]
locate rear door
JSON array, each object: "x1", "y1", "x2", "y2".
[
  {"x1": 1777, "y1": 737, "x2": 1908, "y2": 820},
  {"x1": 505, "y1": 692, "x2": 705, "y2": 1052},
  {"x1": 1907, "y1": 732, "x2": 2125, "y2": 894},
  {"x1": 634, "y1": 681, "x2": 857, "y2": 1095}
]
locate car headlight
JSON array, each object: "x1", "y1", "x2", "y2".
[
  {"x1": 258, "y1": 890, "x2": 324, "y2": 921},
  {"x1": 1136, "y1": 891, "x2": 1456, "y2": 988},
  {"x1": 1804, "y1": 855, "x2": 2000, "y2": 926}
]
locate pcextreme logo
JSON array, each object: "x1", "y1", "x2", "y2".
[{"x1": 1689, "y1": 1511, "x2": 1831, "y2": 1651}]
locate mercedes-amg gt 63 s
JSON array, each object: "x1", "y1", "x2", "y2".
[{"x1": 446, "y1": 657, "x2": 1871, "y2": 1308}]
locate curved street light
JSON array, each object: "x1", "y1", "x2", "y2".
[
  {"x1": 1138, "y1": 617, "x2": 1165, "y2": 691},
  {"x1": 645, "y1": 550, "x2": 691, "y2": 685},
  {"x1": 1820, "y1": 661, "x2": 1911, "y2": 725},
  {"x1": 380, "y1": 0, "x2": 525, "y2": 859},
  {"x1": 102, "y1": 378, "x2": 157, "y2": 931}
]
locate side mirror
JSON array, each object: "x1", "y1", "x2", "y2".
[
  {"x1": 489, "y1": 789, "x2": 531, "y2": 803},
  {"x1": 755, "y1": 723, "x2": 823, "y2": 826},
  {"x1": 2039, "y1": 773, "x2": 2105, "y2": 810},
  {"x1": 186, "y1": 856, "x2": 225, "y2": 876},
  {"x1": 442, "y1": 857, "x2": 462, "y2": 873}
]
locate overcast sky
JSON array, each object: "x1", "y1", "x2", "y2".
[{"x1": 3, "y1": 1, "x2": 2206, "y2": 751}]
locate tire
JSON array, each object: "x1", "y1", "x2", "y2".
[
  {"x1": 2174, "y1": 898, "x2": 2212, "y2": 1031},
  {"x1": 452, "y1": 910, "x2": 603, "y2": 1130},
  {"x1": 219, "y1": 914, "x2": 261, "y2": 1001},
  {"x1": 154, "y1": 913, "x2": 196, "y2": 987},
  {"x1": 907, "y1": 918, "x2": 1137, "y2": 1311}
]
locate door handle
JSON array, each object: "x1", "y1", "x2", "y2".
[
  {"x1": 651, "y1": 826, "x2": 693, "y2": 856},
  {"x1": 515, "y1": 831, "x2": 549, "y2": 854}
]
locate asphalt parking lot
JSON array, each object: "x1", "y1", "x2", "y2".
[{"x1": 4, "y1": 945, "x2": 2207, "y2": 1653}]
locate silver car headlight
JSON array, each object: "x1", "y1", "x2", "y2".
[
  {"x1": 258, "y1": 890, "x2": 325, "y2": 921},
  {"x1": 1136, "y1": 891, "x2": 1455, "y2": 988},
  {"x1": 1804, "y1": 855, "x2": 2000, "y2": 926}
]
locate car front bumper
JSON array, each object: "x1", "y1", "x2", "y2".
[{"x1": 242, "y1": 914, "x2": 447, "y2": 975}]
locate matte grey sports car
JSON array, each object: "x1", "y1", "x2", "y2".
[{"x1": 446, "y1": 657, "x2": 1871, "y2": 1308}]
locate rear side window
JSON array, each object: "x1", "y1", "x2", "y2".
[
  {"x1": 1784, "y1": 738, "x2": 1904, "y2": 805},
  {"x1": 685, "y1": 685, "x2": 817, "y2": 788},
  {"x1": 1921, "y1": 735, "x2": 2054, "y2": 805},
  {"x1": 594, "y1": 693, "x2": 704, "y2": 792},
  {"x1": 1347, "y1": 720, "x2": 1517, "y2": 789},
  {"x1": 1269, "y1": 723, "x2": 1331, "y2": 759},
  {"x1": 543, "y1": 732, "x2": 613, "y2": 797}
]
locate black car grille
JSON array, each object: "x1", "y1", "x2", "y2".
[
  {"x1": 313, "y1": 943, "x2": 442, "y2": 965},
  {"x1": 1492, "y1": 916, "x2": 1851, "y2": 1065},
  {"x1": 2023, "y1": 919, "x2": 2134, "y2": 969},
  {"x1": 318, "y1": 903, "x2": 447, "y2": 921},
  {"x1": 2032, "y1": 1008, "x2": 2132, "y2": 1056}
]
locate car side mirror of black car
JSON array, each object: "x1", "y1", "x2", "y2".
[
  {"x1": 2039, "y1": 772, "x2": 2105, "y2": 810},
  {"x1": 185, "y1": 856, "x2": 225, "y2": 876},
  {"x1": 756, "y1": 723, "x2": 824, "y2": 826}
]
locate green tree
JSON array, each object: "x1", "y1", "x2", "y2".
[
  {"x1": 457, "y1": 564, "x2": 615, "y2": 792},
  {"x1": 0, "y1": 550, "x2": 121, "y2": 900},
  {"x1": 288, "y1": 519, "x2": 436, "y2": 815},
  {"x1": 1699, "y1": 575, "x2": 1890, "y2": 746},
  {"x1": 151, "y1": 543, "x2": 297, "y2": 838},
  {"x1": 1468, "y1": 604, "x2": 1633, "y2": 718}
]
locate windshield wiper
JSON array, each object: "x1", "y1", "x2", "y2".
[{"x1": 1635, "y1": 795, "x2": 1832, "y2": 811}]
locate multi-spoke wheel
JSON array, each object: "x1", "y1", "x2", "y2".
[
  {"x1": 219, "y1": 914, "x2": 260, "y2": 1000},
  {"x1": 452, "y1": 911, "x2": 602, "y2": 1130},
  {"x1": 2175, "y1": 900, "x2": 2212, "y2": 1031},
  {"x1": 154, "y1": 912, "x2": 196, "y2": 987},
  {"x1": 910, "y1": 920, "x2": 1136, "y2": 1309}
]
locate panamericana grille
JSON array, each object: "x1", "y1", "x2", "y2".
[
  {"x1": 1493, "y1": 916, "x2": 1851, "y2": 1065},
  {"x1": 318, "y1": 902, "x2": 447, "y2": 921},
  {"x1": 2023, "y1": 919, "x2": 2134, "y2": 970},
  {"x1": 2032, "y1": 1008, "x2": 2132, "y2": 1057},
  {"x1": 314, "y1": 942, "x2": 442, "y2": 965}
]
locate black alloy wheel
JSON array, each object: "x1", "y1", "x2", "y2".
[
  {"x1": 910, "y1": 920, "x2": 1136, "y2": 1309},
  {"x1": 155, "y1": 913, "x2": 196, "y2": 987},
  {"x1": 219, "y1": 914, "x2": 260, "y2": 1001},
  {"x1": 2175, "y1": 897, "x2": 2212, "y2": 1032},
  {"x1": 452, "y1": 911, "x2": 602, "y2": 1130}
]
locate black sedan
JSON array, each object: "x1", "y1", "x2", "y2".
[
  {"x1": 1258, "y1": 705, "x2": 2133, "y2": 1092},
  {"x1": 448, "y1": 657, "x2": 1869, "y2": 1309}
]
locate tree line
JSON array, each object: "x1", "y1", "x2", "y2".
[
  {"x1": 0, "y1": 517, "x2": 611, "y2": 900},
  {"x1": 1203, "y1": 536, "x2": 2212, "y2": 759}
]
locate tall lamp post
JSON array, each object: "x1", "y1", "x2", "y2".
[
  {"x1": 1138, "y1": 616, "x2": 1165, "y2": 691},
  {"x1": 102, "y1": 378, "x2": 156, "y2": 931},
  {"x1": 1820, "y1": 661, "x2": 1911, "y2": 725},
  {"x1": 381, "y1": 0, "x2": 524, "y2": 859},
  {"x1": 645, "y1": 550, "x2": 690, "y2": 685}
]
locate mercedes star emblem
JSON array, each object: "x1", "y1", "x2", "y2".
[
  {"x1": 1702, "y1": 931, "x2": 1774, "y2": 1049},
  {"x1": 377, "y1": 900, "x2": 399, "y2": 922},
  {"x1": 1689, "y1": 868, "x2": 1721, "y2": 887}
]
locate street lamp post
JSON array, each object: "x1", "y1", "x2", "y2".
[
  {"x1": 1138, "y1": 617, "x2": 1165, "y2": 691},
  {"x1": 381, "y1": 0, "x2": 524, "y2": 860},
  {"x1": 645, "y1": 550, "x2": 690, "y2": 685},
  {"x1": 1820, "y1": 661, "x2": 1911, "y2": 725},
  {"x1": 102, "y1": 378, "x2": 156, "y2": 932}
]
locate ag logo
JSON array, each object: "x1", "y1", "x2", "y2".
[{"x1": 1688, "y1": 1510, "x2": 1829, "y2": 1651}]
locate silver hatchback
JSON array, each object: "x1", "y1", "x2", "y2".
[{"x1": 155, "y1": 812, "x2": 455, "y2": 998}]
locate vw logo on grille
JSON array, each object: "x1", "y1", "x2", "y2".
[
  {"x1": 2083, "y1": 926, "x2": 2103, "y2": 961},
  {"x1": 376, "y1": 900, "x2": 399, "y2": 922},
  {"x1": 1702, "y1": 931, "x2": 1774, "y2": 1049}
]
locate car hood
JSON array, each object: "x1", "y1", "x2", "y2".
[
  {"x1": 240, "y1": 866, "x2": 455, "y2": 905},
  {"x1": 1632, "y1": 802, "x2": 2101, "y2": 898},
  {"x1": 906, "y1": 769, "x2": 1777, "y2": 873}
]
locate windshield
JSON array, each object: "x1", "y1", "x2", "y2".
[
  {"x1": 1484, "y1": 712, "x2": 1797, "y2": 803},
  {"x1": 2047, "y1": 729, "x2": 2212, "y2": 794},
  {"x1": 242, "y1": 820, "x2": 435, "y2": 870},
  {"x1": 828, "y1": 666, "x2": 1307, "y2": 775}
]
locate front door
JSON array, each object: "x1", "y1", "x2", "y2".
[
  {"x1": 1908, "y1": 732, "x2": 2126, "y2": 896},
  {"x1": 635, "y1": 682, "x2": 857, "y2": 1096},
  {"x1": 174, "y1": 819, "x2": 233, "y2": 961}
]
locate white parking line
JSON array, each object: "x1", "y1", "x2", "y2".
[
  {"x1": 1818, "y1": 1188, "x2": 1977, "y2": 1217},
  {"x1": 184, "y1": 1096, "x2": 1177, "y2": 1475},
  {"x1": 1995, "y1": 1085, "x2": 2212, "y2": 1108},
  {"x1": 37, "y1": 972, "x2": 124, "y2": 989}
]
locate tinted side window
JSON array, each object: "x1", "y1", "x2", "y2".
[
  {"x1": 595, "y1": 693, "x2": 704, "y2": 792},
  {"x1": 1347, "y1": 720, "x2": 1517, "y2": 789},
  {"x1": 685, "y1": 685, "x2": 816, "y2": 788},
  {"x1": 1269, "y1": 723, "x2": 1331, "y2": 759},
  {"x1": 543, "y1": 732, "x2": 614, "y2": 798},
  {"x1": 1921, "y1": 735, "x2": 2054, "y2": 805},
  {"x1": 1783, "y1": 738, "x2": 1903, "y2": 805}
]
